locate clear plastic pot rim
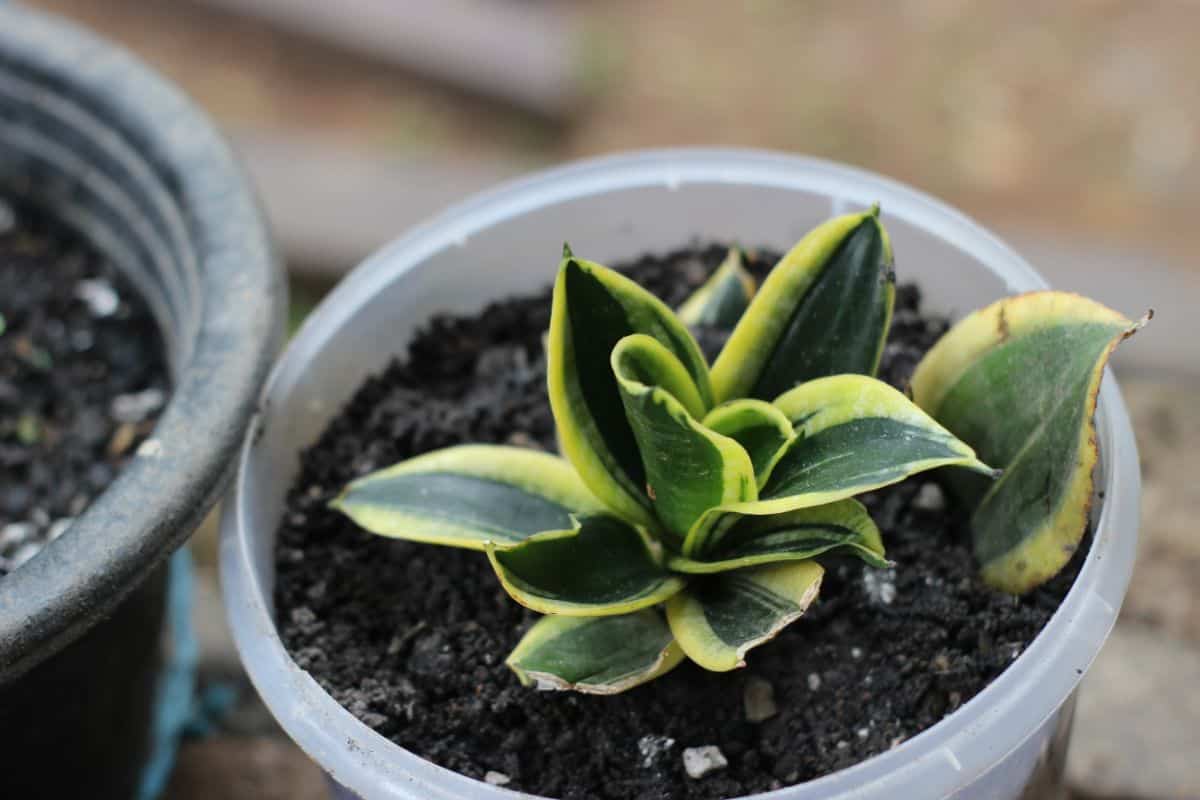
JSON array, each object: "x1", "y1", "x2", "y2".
[{"x1": 221, "y1": 149, "x2": 1140, "y2": 800}]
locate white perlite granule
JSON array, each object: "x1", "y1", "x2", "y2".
[
  {"x1": 637, "y1": 734, "x2": 675, "y2": 768},
  {"x1": 683, "y1": 746, "x2": 728, "y2": 779}
]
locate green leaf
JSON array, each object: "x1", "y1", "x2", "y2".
[
  {"x1": 684, "y1": 375, "x2": 992, "y2": 556},
  {"x1": 506, "y1": 610, "x2": 685, "y2": 694},
  {"x1": 613, "y1": 334, "x2": 756, "y2": 541},
  {"x1": 702, "y1": 399, "x2": 794, "y2": 488},
  {"x1": 911, "y1": 291, "x2": 1143, "y2": 594},
  {"x1": 332, "y1": 444, "x2": 604, "y2": 550},
  {"x1": 666, "y1": 561, "x2": 824, "y2": 671},
  {"x1": 487, "y1": 514, "x2": 686, "y2": 616},
  {"x1": 676, "y1": 247, "x2": 757, "y2": 328},
  {"x1": 710, "y1": 208, "x2": 895, "y2": 403},
  {"x1": 611, "y1": 333, "x2": 707, "y2": 420},
  {"x1": 667, "y1": 499, "x2": 887, "y2": 573},
  {"x1": 548, "y1": 255, "x2": 714, "y2": 528}
]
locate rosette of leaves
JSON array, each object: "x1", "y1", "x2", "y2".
[{"x1": 333, "y1": 208, "x2": 994, "y2": 694}]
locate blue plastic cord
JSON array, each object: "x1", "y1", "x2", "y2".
[{"x1": 137, "y1": 548, "x2": 199, "y2": 800}]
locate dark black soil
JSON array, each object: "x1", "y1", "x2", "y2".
[
  {"x1": 0, "y1": 200, "x2": 169, "y2": 578},
  {"x1": 274, "y1": 244, "x2": 1087, "y2": 799}
]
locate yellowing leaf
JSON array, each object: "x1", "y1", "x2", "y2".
[{"x1": 911, "y1": 291, "x2": 1144, "y2": 593}]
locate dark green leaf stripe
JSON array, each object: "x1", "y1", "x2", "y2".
[
  {"x1": 683, "y1": 375, "x2": 989, "y2": 556},
  {"x1": 762, "y1": 417, "x2": 965, "y2": 498},
  {"x1": 488, "y1": 515, "x2": 686, "y2": 615},
  {"x1": 767, "y1": 374, "x2": 991, "y2": 503},
  {"x1": 703, "y1": 399, "x2": 794, "y2": 488},
  {"x1": 667, "y1": 561, "x2": 823, "y2": 671},
  {"x1": 506, "y1": 610, "x2": 685, "y2": 694},
  {"x1": 912, "y1": 292, "x2": 1138, "y2": 593},
  {"x1": 755, "y1": 218, "x2": 893, "y2": 397},
  {"x1": 711, "y1": 209, "x2": 894, "y2": 403},
  {"x1": 677, "y1": 247, "x2": 756, "y2": 328},
  {"x1": 613, "y1": 336, "x2": 755, "y2": 540},
  {"x1": 332, "y1": 445, "x2": 603, "y2": 549},
  {"x1": 668, "y1": 499, "x2": 887, "y2": 572},
  {"x1": 548, "y1": 256, "x2": 713, "y2": 527}
]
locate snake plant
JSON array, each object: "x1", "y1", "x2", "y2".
[{"x1": 332, "y1": 205, "x2": 1142, "y2": 693}]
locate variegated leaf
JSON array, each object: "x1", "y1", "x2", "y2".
[
  {"x1": 506, "y1": 610, "x2": 685, "y2": 694},
  {"x1": 684, "y1": 375, "x2": 992, "y2": 556},
  {"x1": 549, "y1": 253, "x2": 714, "y2": 528},
  {"x1": 702, "y1": 399, "x2": 794, "y2": 488},
  {"x1": 488, "y1": 514, "x2": 686, "y2": 616},
  {"x1": 676, "y1": 247, "x2": 757, "y2": 328},
  {"x1": 666, "y1": 561, "x2": 824, "y2": 671},
  {"x1": 668, "y1": 499, "x2": 887, "y2": 573},
  {"x1": 710, "y1": 208, "x2": 894, "y2": 403},
  {"x1": 613, "y1": 334, "x2": 756, "y2": 541},
  {"x1": 912, "y1": 291, "x2": 1144, "y2": 594},
  {"x1": 332, "y1": 445, "x2": 603, "y2": 550}
]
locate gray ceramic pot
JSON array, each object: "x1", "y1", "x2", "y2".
[{"x1": 0, "y1": 5, "x2": 284, "y2": 797}]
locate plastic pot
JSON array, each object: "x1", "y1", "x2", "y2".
[
  {"x1": 221, "y1": 150, "x2": 1140, "y2": 800},
  {"x1": 0, "y1": 5, "x2": 284, "y2": 797}
]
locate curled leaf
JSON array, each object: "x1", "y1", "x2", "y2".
[
  {"x1": 613, "y1": 334, "x2": 756, "y2": 541},
  {"x1": 549, "y1": 255, "x2": 713, "y2": 527},
  {"x1": 507, "y1": 610, "x2": 685, "y2": 694},
  {"x1": 666, "y1": 561, "x2": 824, "y2": 671},
  {"x1": 911, "y1": 291, "x2": 1143, "y2": 593},
  {"x1": 702, "y1": 399, "x2": 794, "y2": 488}
]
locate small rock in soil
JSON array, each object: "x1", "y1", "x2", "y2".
[
  {"x1": 862, "y1": 566, "x2": 898, "y2": 606},
  {"x1": 484, "y1": 771, "x2": 511, "y2": 786},
  {"x1": 637, "y1": 734, "x2": 676, "y2": 769},
  {"x1": 912, "y1": 482, "x2": 946, "y2": 512},
  {"x1": 683, "y1": 746, "x2": 729, "y2": 779},
  {"x1": 74, "y1": 278, "x2": 119, "y2": 317},
  {"x1": 743, "y1": 676, "x2": 778, "y2": 723}
]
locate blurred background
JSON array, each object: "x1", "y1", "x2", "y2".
[{"x1": 23, "y1": 1, "x2": 1198, "y2": 797}]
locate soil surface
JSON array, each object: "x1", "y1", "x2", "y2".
[
  {"x1": 0, "y1": 200, "x2": 169, "y2": 578},
  {"x1": 275, "y1": 245, "x2": 1087, "y2": 799}
]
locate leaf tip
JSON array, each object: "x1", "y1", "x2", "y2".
[
  {"x1": 562, "y1": 241, "x2": 574, "y2": 260},
  {"x1": 974, "y1": 461, "x2": 1003, "y2": 479},
  {"x1": 1125, "y1": 309, "x2": 1153, "y2": 339},
  {"x1": 868, "y1": 201, "x2": 881, "y2": 218}
]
